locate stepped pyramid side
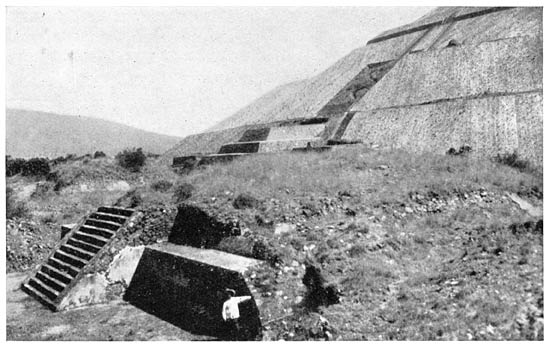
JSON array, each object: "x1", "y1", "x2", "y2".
[
  {"x1": 20, "y1": 206, "x2": 135, "y2": 311},
  {"x1": 344, "y1": 7, "x2": 542, "y2": 166},
  {"x1": 162, "y1": 6, "x2": 542, "y2": 167}
]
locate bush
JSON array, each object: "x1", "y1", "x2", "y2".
[
  {"x1": 6, "y1": 156, "x2": 26, "y2": 177},
  {"x1": 173, "y1": 182, "x2": 194, "y2": 203},
  {"x1": 151, "y1": 179, "x2": 173, "y2": 192},
  {"x1": 31, "y1": 182, "x2": 53, "y2": 199},
  {"x1": 41, "y1": 213, "x2": 57, "y2": 224},
  {"x1": 21, "y1": 158, "x2": 50, "y2": 177},
  {"x1": 53, "y1": 177, "x2": 71, "y2": 192},
  {"x1": 93, "y1": 151, "x2": 106, "y2": 159},
  {"x1": 251, "y1": 238, "x2": 282, "y2": 266},
  {"x1": 116, "y1": 148, "x2": 146, "y2": 172},
  {"x1": 6, "y1": 187, "x2": 27, "y2": 219},
  {"x1": 495, "y1": 151, "x2": 530, "y2": 171}
]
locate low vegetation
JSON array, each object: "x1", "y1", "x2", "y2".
[
  {"x1": 6, "y1": 187, "x2": 27, "y2": 219},
  {"x1": 6, "y1": 146, "x2": 543, "y2": 340},
  {"x1": 116, "y1": 148, "x2": 146, "y2": 172}
]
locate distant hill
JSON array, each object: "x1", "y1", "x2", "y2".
[{"x1": 6, "y1": 109, "x2": 182, "y2": 158}]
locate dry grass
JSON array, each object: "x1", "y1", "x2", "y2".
[
  {"x1": 182, "y1": 147, "x2": 541, "y2": 208},
  {"x1": 7, "y1": 146, "x2": 543, "y2": 340}
]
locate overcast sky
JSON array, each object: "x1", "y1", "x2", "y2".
[{"x1": 6, "y1": 7, "x2": 434, "y2": 138}]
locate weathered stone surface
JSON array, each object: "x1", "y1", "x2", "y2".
[
  {"x1": 258, "y1": 139, "x2": 324, "y2": 153},
  {"x1": 274, "y1": 223, "x2": 296, "y2": 235},
  {"x1": 352, "y1": 36, "x2": 541, "y2": 111},
  {"x1": 58, "y1": 273, "x2": 108, "y2": 310},
  {"x1": 106, "y1": 246, "x2": 145, "y2": 286},
  {"x1": 343, "y1": 92, "x2": 542, "y2": 167},
  {"x1": 428, "y1": 7, "x2": 541, "y2": 50},
  {"x1": 267, "y1": 124, "x2": 325, "y2": 141},
  {"x1": 106, "y1": 180, "x2": 131, "y2": 192},
  {"x1": 507, "y1": 193, "x2": 543, "y2": 218}
]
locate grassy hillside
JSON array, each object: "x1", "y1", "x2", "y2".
[
  {"x1": 6, "y1": 109, "x2": 182, "y2": 158},
  {"x1": 6, "y1": 146, "x2": 543, "y2": 340}
]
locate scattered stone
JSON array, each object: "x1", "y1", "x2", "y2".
[
  {"x1": 506, "y1": 192, "x2": 542, "y2": 217},
  {"x1": 106, "y1": 180, "x2": 131, "y2": 192},
  {"x1": 274, "y1": 223, "x2": 296, "y2": 235}
]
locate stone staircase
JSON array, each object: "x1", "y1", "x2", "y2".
[{"x1": 21, "y1": 206, "x2": 135, "y2": 311}]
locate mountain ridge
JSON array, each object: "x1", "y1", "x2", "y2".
[{"x1": 6, "y1": 109, "x2": 182, "y2": 158}]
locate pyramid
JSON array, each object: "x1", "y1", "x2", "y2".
[{"x1": 162, "y1": 7, "x2": 542, "y2": 168}]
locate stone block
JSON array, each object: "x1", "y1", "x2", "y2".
[{"x1": 124, "y1": 243, "x2": 262, "y2": 340}]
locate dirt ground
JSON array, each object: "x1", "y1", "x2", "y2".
[{"x1": 6, "y1": 272, "x2": 214, "y2": 341}]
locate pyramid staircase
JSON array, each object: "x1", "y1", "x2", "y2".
[{"x1": 21, "y1": 206, "x2": 135, "y2": 311}]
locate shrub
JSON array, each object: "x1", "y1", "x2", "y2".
[
  {"x1": 41, "y1": 213, "x2": 57, "y2": 224},
  {"x1": 53, "y1": 177, "x2": 71, "y2": 192},
  {"x1": 116, "y1": 148, "x2": 146, "y2": 172},
  {"x1": 251, "y1": 238, "x2": 282, "y2": 266},
  {"x1": 233, "y1": 193, "x2": 260, "y2": 209},
  {"x1": 21, "y1": 158, "x2": 50, "y2": 177},
  {"x1": 151, "y1": 179, "x2": 173, "y2": 192},
  {"x1": 93, "y1": 151, "x2": 106, "y2": 159},
  {"x1": 495, "y1": 151, "x2": 530, "y2": 171},
  {"x1": 173, "y1": 182, "x2": 194, "y2": 203},
  {"x1": 31, "y1": 182, "x2": 53, "y2": 199},
  {"x1": 6, "y1": 156, "x2": 26, "y2": 177},
  {"x1": 302, "y1": 262, "x2": 341, "y2": 310},
  {"x1": 6, "y1": 187, "x2": 27, "y2": 219}
]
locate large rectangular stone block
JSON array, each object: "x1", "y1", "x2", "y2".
[{"x1": 124, "y1": 243, "x2": 262, "y2": 340}]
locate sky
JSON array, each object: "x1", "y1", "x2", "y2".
[{"x1": 6, "y1": 6, "x2": 434, "y2": 138}]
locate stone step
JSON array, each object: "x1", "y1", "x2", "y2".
[
  {"x1": 60, "y1": 243, "x2": 95, "y2": 261},
  {"x1": 54, "y1": 250, "x2": 87, "y2": 268},
  {"x1": 199, "y1": 153, "x2": 249, "y2": 165},
  {"x1": 85, "y1": 218, "x2": 122, "y2": 231},
  {"x1": 89, "y1": 212, "x2": 127, "y2": 224},
  {"x1": 238, "y1": 127, "x2": 271, "y2": 142},
  {"x1": 219, "y1": 141, "x2": 260, "y2": 154},
  {"x1": 21, "y1": 283, "x2": 57, "y2": 311},
  {"x1": 73, "y1": 231, "x2": 109, "y2": 247},
  {"x1": 41, "y1": 264, "x2": 73, "y2": 284},
  {"x1": 21, "y1": 205, "x2": 134, "y2": 311},
  {"x1": 36, "y1": 270, "x2": 66, "y2": 292},
  {"x1": 292, "y1": 146, "x2": 332, "y2": 153},
  {"x1": 79, "y1": 225, "x2": 116, "y2": 239},
  {"x1": 97, "y1": 206, "x2": 134, "y2": 217},
  {"x1": 28, "y1": 278, "x2": 59, "y2": 301},
  {"x1": 47, "y1": 258, "x2": 80, "y2": 278},
  {"x1": 66, "y1": 237, "x2": 102, "y2": 254}
]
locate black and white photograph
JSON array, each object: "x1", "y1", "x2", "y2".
[{"x1": 3, "y1": 2, "x2": 544, "y2": 341}]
